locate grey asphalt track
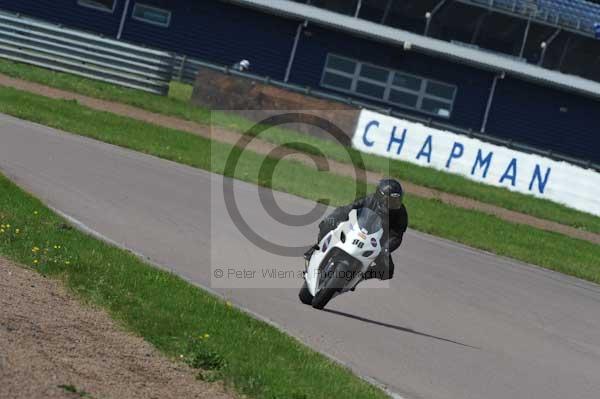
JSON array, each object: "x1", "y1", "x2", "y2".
[{"x1": 1, "y1": 113, "x2": 599, "y2": 399}]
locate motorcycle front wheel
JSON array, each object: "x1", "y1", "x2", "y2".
[
  {"x1": 311, "y1": 285, "x2": 336, "y2": 310},
  {"x1": 298, "y1": 281, "x2": 313, "y2": 305},
  {"x1": 311, "y1": 260, "x2": 341, "y2": 310}
]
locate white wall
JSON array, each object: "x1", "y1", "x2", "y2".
[{"x1": 352, "y1": 110, "x2": 600, "y2": 216}]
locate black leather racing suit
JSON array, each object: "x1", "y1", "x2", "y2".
[{"x1": 317, "y1": 194, "x2": 408, "y2": 280}]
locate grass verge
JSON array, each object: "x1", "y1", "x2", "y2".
[
  {"x1": 0, "y1": 85, "x2": 599, "y2": 284},
  {"x1": 0, "y1": 59, "x2": 598, "y2": 233},
  {"x1": 0, "y1": 175, "x2": 387, "y2": 399}
]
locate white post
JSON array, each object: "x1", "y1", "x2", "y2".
[
  {"x1": 284, "y1": 21, "x2": 305, "y2": 82},
  {"x1": 381, "y1": 0, "x2": 393, "y2": 24},
  {"x1": 424, "y1": 0, "x2": 448, "y2": 37},
  {"x1": 481, "y1": 73, "x2": 501, "y2": 133},
  {"x1": 354, "y1": 0, "x2": 362, "y2": 18},
  {"x1": 518, "y1": 17, "x2": 531, "y2": 59},
  {"x1": 117, "y1": 0, "x2": 132, "y2": 40},
  {"x1": 424, "y1": 12, "x2": 432, "y2": 36},
  {"x1": 538, "y1": 28, "x2": 561, "y2": 66},
  {"x1": 178, "y1": 55, "x2": 187, "y2": 82}
]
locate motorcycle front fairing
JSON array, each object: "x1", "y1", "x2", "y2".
[{"x1": 305, "y1": 209, "x2": 383, "y2": 296}]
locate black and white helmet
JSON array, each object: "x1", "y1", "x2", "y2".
[{"x1": 374, "y1": 178, "x2": 404, "y2": 214}]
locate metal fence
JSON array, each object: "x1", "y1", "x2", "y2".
[
  {"x1": 0, "y1": 12, "x2": 174, "y2": 95},
  {"x1": 173, "y1": 54, "x2": 206, "y2": 85}
]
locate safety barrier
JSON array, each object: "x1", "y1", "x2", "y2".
[
  {"x1": 0, "y1": 12, "x2": 173, "y2": 95},
  {"x1": 173, "y1": 54, "x2": 205, "y2": 85}
]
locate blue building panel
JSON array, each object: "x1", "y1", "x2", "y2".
[
  {"x1": 0, "y1": 0, "x2": 123, "y2": 37},
  {"x1": 120, "y1": 0, "x2": 298, "y2": 80},
  {"x1": 486, "y1": 77, "x2": 600, "y2": 162},
  {"x1": 291, "y1": 25, "x2": 493, "y2": 131}
]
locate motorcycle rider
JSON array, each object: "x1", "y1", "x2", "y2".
[{"x1": 304, "y1": 178, "x2": 408, "y2": 281}]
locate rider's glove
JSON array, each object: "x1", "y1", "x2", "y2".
[{"x1": 319, "y1": 217, "x2": 338, "y2": 231}]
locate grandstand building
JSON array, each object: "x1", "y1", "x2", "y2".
[{"x1": 1, "y1": 0, "x2": 599, "y2": 167}]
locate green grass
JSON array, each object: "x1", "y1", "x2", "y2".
[
  {"x1": 0, "y1": 58, "x2": 211, "y2": 124},
  {"x1": 0, "y1": 59, "x2": 598, "y2": 233},
  {"x1": 0, "y1": 85, "x2": 599, "y2": 284},
  {"x1": 0, "y1": 176, "x2": 387, "y2": 399}
]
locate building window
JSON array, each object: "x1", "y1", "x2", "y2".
[
  {"x1": 320, "y1": 54, "x2": 457, "y2": 118},
  {"x1": 132, "y1": 3, "x2": 172, "y2": 27},
  {"x1": 77, "y1": 0, "x2": 116, "y2": 13}
]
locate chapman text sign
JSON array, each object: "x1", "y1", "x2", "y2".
[{"x1": 353, "y1": 110, "x2": 600, "y2": 216}]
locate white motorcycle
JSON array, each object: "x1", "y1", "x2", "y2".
[{"x1": 299, "y1": 208, "x2": 384, "y2": 310}]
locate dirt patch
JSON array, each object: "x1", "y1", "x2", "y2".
[
  {"x1": 0, "y1": 257, "x2": 237, "y2": 399},
  {"x1": 189, "y1": 66, "x2": 359, "y2": 143},
  {"x1": 0, "y1": 74, "x2": 598, "y2": 245}
]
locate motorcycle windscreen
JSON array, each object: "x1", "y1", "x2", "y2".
[{"x1": 355, "y1": 208, "x2": 383, "y2": 234}]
